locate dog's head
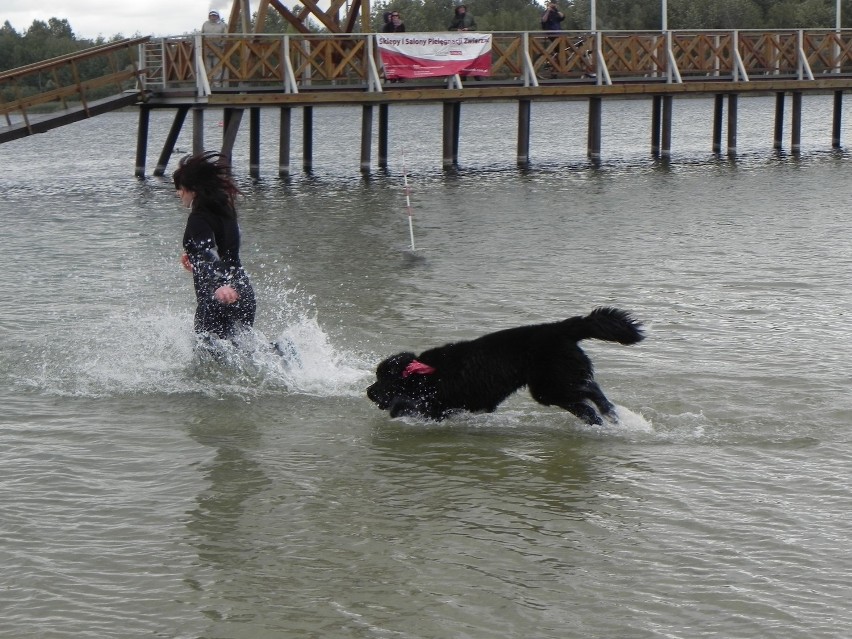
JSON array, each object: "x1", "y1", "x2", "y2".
[
  {"x1": 367, "y1": 352, "x2": 441, "y2": 418},
  {"x1": 367, "y1": 352, "x2": 417, "y2": 409}
]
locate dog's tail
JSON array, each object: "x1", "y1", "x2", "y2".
[{"x1": 562, "y1": 307, "x2": 645, "y2": 345}]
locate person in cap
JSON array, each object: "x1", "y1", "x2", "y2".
[{"x1": 202, "y1": 9, "x2": 228, "y2": 86}]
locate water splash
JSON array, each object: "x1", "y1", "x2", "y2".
[{"x1": 18, "y1": 302, "x2": 372, "y2": 400}]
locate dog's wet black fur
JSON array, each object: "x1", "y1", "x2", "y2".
[{"x1": 366, "y1": 307, "x2": 644, "y2": 424}]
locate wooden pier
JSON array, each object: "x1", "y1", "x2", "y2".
[
  {"x1": 3, "y1": 26, "x2": 852, "y2": 174},
  {"x1": 134, "y1": 27, "x2": 852, "y2": 175}
]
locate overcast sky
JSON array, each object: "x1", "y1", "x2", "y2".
[{"x1": 4, "y1": 0, "x2": 233, "y2": 40}]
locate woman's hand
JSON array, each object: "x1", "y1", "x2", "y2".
[
  {"x1": 180, "y1": 253, "x2": 193, "y2": 272},
  {"x1": 214, "y1": 285, "x2": 240, "y2": 304}
]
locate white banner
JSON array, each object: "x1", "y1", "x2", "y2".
[{"x1": 377, "y1": 33, "x2": 492, "y2": 79}]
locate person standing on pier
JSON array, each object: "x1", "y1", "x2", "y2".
[
  {"x1": 540, "y1": 2, "x2": 565, "y2": 31},
  {"x1": 448, "y1": 5, "x2": 477, "y2": 31},
  {"x1": 540, "y1": 2, "x2": 565, "y2": 77},
  {"x1": 174, "y1": 152, "x2": 256, "y2": 341},
  {"x1": 202, "y1": 9, "x2": 227, "y2": 87},
  {"x1": 382, "y1": 11, "x2": 406, "y2": 33}
]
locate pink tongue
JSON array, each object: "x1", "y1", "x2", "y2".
[{"x1": 402, "y1": 360, "x2": 436, "y2": 378}]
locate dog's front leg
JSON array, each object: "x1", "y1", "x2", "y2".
[{"x1": 389, "y1": 396, "x2": 424, "y2": 418}]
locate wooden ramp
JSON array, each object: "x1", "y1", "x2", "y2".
[
  {"x1": 0, "y1": 37, "x2": 148, "y2": 145},
  {"x1": 0, "y1": 91, "x2": 142, "y2": 144}
]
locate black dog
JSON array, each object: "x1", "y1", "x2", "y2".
[{"x1": 366, "y1": 307, "x2": 644, "y2": 424}]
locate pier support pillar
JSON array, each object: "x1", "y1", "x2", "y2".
[
  {"x1": 727, "y1": 94, "x2": 738, "y2": 157},
  {"x1": 712, "y1": 94, "x2": 723, "y2": 154},
  {"x1": 661, "y1": 95, "x2": 673, "y2": 159},
  {"x1": 134, "y1": 105, "x2": 150, "y2": 178},
  {"x1": 221, "y1": 107, "x2": 244, "y2": 163},
  {"x1": 192, "y1": 107, "x2": 204, "y2": 154},
  {"x1": 303, "y1": 106, "x2": 314, "y2": 172},
  {"x1": 774, "y1": 92, "x2": 785, "y2": 150},
  {"x1": 279, "y1": 107, "x2": 292, "y2": 177},
  {"x1": 249, "y1": 107, "x2": 261, "y2": 179},
  {"x1": 791, "y1": 91, "x2": 802, "y2": 154},
  {"x1": 832, "y1": 90, "x2": 843, "y2": 149},
  {"x1": 442, "y1": 101, "x2": 460, "y2": 168},
  {"x1": 517, "y1": 99, "x2": 531, "y2": 166},
  {"x1": 360, "y1": 104, "x2": 373, "y2": 173},
  {"x1": 378, "y1": 103, "x2": 389, "y2": 168},
  {"x1": 153, "y1": 106, "x2": 188, "y2": 177},
  {"x1": 651, "y1": 95, "x2": 662, "y2": 156},
  {"x1": 587, "y1": 96, "x2": 602, "y2": 163},
  {"x1": 452, "y1": 102, "x2": 461, "y2": 161}
]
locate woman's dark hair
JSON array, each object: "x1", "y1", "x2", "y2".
[
  {"x1": 455, "y1": 5, "x2": 467, "y2": 15},
  {"x1": 173, "y1": 151, "x2": 240, "y2": 218}
]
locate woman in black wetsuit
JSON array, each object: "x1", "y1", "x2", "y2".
[{"x1": 173, "y1": 152, "x2": 256, "y2": 340}]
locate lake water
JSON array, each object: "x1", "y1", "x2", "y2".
[{"x1": 2, "y1": 94, "x2": 852, "y2": 638}]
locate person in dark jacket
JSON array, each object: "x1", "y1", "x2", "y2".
[
  {"x1": 448, "y1": 5, "x2": 477, "y2": 31},
  {"x1": 173, "y1": 151, "x2": 256, "y2": 340},
  {"x1": 382, "y1": 11, "x2": 406, "y2": 32},
  {"x1": 541, "y1": 2, "x2": 565, "y2": 30}
]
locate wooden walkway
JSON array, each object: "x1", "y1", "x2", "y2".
[
  {"x1": 139, "y1": 29, "x2": 852, "y2": 101},
  {"x1": 0, "y1": 37, "x2": 149, "y2": 144},
  {"x1": 4, "y1": 30, "x2": 852, "y2": 171}
]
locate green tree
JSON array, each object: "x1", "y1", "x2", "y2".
[
  {"x1": 255, "y1": 6, "x2": 309, "y2": 33},
  {"x1": 766, "y1": 0, "x2": 835, "y2": 27},
  {"x1": 470, "y1": 0, "x2": 545, "y2": 31},
  {"x1": 0, "y1": 21, "x2": 24, "y2": 71}
]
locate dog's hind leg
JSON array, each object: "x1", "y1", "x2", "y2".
[
  {"x1": 560, "y1": 402, "x2": 604, "y2": 425},
  {"x1": 581, "y1": 381, "x2": 618, "y2": 421},
  {"x1": 530, "y1": 378, "x2": 607, "y2": 425}
]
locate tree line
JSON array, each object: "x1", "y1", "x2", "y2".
[
  {"x1": 370, "y1": 0, "x2": 851, "y2": 32},
  {"x1": 0, "y1": 18, "x2": 141, "y2": 105},
  {"x1": 0, "y1": 18, "x2": 132, "y2": 72}
]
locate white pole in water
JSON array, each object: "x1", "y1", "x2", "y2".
[{"x1": 403, "y1": 151, "x2": 416, "y2": 251}]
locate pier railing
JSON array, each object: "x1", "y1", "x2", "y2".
[{"x1": 140, "y1": 29, "x2": 852, "y2": 96}]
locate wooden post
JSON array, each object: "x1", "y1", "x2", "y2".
[
  {"x1": 832, "y1": 90, "x2": 843, "y2": 149},
  {"x1": 452, "y1": 101, "x2": 461, "y2": 162},
  {"x1": 791, "y1": 91, "x2": 802, "y2": 154},
  {"x1": 378, "y1": 103, "x2": 389, "y2": 168},
  {"x1": 712, "y1": 94, "x2": 723, "y2": 154},
  {"x1": 587, "y1": 96, "x2": 602, "y2": 162},
  {"x1": 192, "y1": 107, "x2": 204, "y2": 154},
  {"x1": 651, "y1": 95, "x2": 662, "y2": 156},
  {"x1": 279, "y1": 106, "x2": 291, "y2": 177},
  {"x1": 134, "y1": 104, "x2": 150, "y2": 178},
  {"x1": 442, "y1": 101, "x2": 457, "y2": 169},
  {"x1": 153, "y1": 106, "x2": 189, "y2": 176},
  {"x1": 303, "y1": 106, "x2": 313, "y2": 172},
  {"x1": 727, "y1": 93, "x2": 738, "y2": 157},
  {"x1": 661, "y1": 95, "x2": 673, "y2": 158},
  {"x1": 249, "y1": 107, "x2": 260, "y2": 178},
  {"x1": 517, "y1": 99, "x2": 531, "y2": 166},
  {"x1": 774, "y1": 92, "x2": 785, "y2": 150},
  {"x1": 221, "y1": 107, "x2": 243, "y2": 162},
  {"x1": 360, "y1": 104, "x2": 373, "y2": 173}
]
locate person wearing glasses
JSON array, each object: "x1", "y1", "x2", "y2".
[{"x1": 382, "y1": 11, "x2": 406, "y2": 32}]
